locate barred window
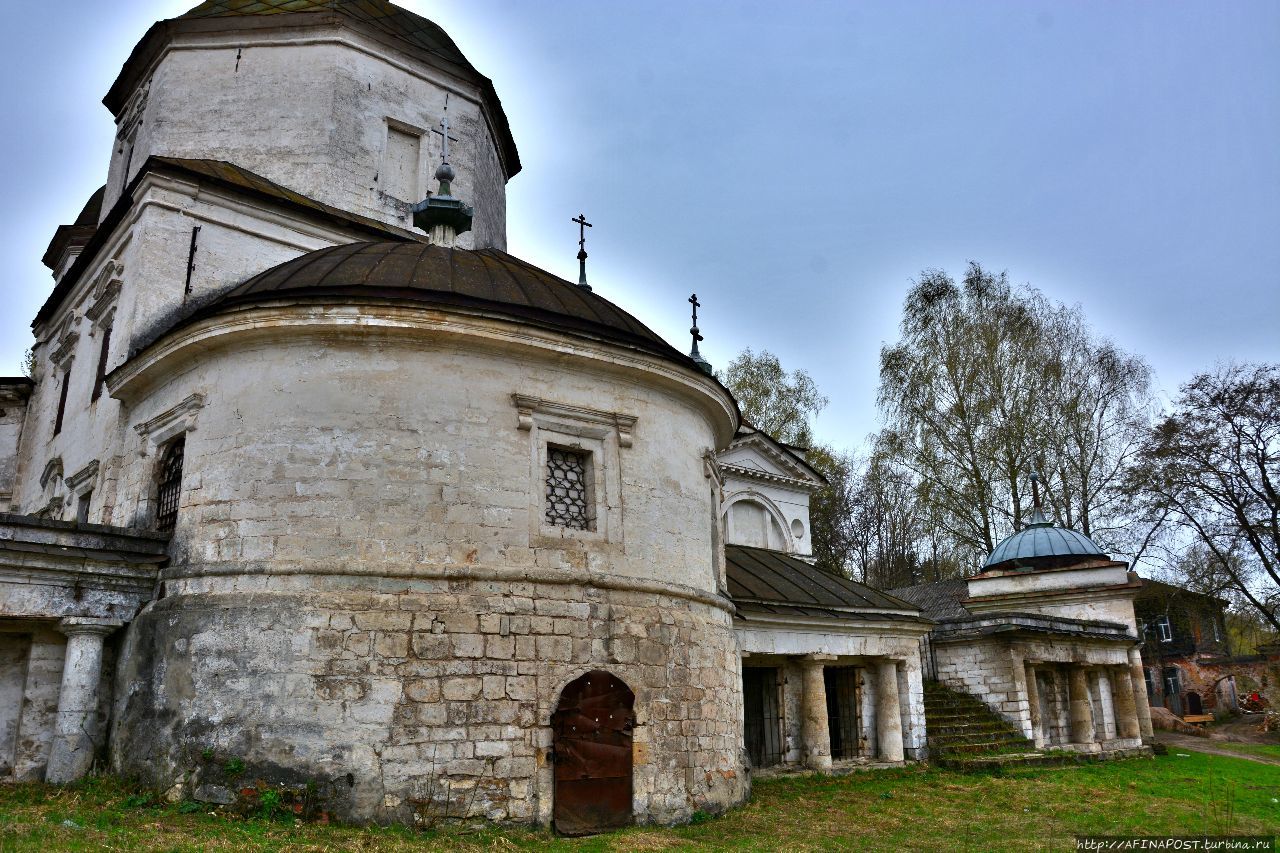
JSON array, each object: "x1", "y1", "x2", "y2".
[
  {"x1": 545, "y1": 447, "x2": 590, "y2": 530},
  {"x1": 155, "y1": 436, "x2": 185, "y2": 533}
]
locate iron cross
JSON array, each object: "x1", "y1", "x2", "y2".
[
  {"x1": 431, "y1": 96, "x2": 458, "y2": 163},
  {"x1": 689, "y1": 293, "x2": 704, "y2": 344},
  {"x1": 573, "y1": 213, "x2": 592, "y2": 252}
]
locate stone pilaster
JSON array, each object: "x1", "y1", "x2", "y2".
[
  {"x1": 1067, "y1": 666, "x2": 1097, "y2": 750},
  {"x1": 1128, "y1": 646, "x2": 1154, "y2": 740},
  {"x1": 45, "y1": 618, "x2": 119, "y2": 784},
  {"x1": 875, "y1": 659, "x2": 904, "y2": 763},
  {"x1": 799, "y1": 655, "x2": 833, "y2": 770}
]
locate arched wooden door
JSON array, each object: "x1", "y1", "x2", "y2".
[{"x1": 551, "y1": 670, "x2": 635, "y2": 836}]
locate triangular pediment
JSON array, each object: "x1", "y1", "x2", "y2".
[{"x1": 716, "y1": 428, "x2": 825, "y2": 488}]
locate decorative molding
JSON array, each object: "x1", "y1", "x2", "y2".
[
  {"x1": 720, "y1": 461, "x2": 816, "y2": 491},
  {"x1": 85, "y1": 261, "x2": 123, "y2": 327},
  {"x1": 702, "y1": 449, "x2": 724, "y2": 488},
  {"x1": 49, "y1": 328, "x2": 80, "y2": 369},
  {"x1": 65, "y1": 460, "x2": 100, "y2": 495},
  {"x1": 511, "y1": 394, "x2": 637, "y2": 448},
  {"x1": 39, "y1": 457, "x2": 63, "y2": 490},
  {"x1": 134, "y1": 393, "x2": 205, "y2": 455},
  {"x1": 36, "y1": 495, "x2": 66, "y2": 519}
]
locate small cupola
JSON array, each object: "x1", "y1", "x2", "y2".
[
  {"x1": 982, "y1": 473, "x2": 1109, "y2": 573},
  {"x1": 412, "y1": 103, "x2": 473, "y2": 247}
]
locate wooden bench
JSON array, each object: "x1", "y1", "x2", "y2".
[{"x1": 1182, "y1": 714, "x2": 1214, "y2": 725}]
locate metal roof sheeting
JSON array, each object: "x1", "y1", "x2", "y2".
[
  {"x1": 983, "y1": 523, "x2": 1107, "y2": 570},
  {"x1": 887, "y1": 579, "x2": 971, "y2": 621},
  {"x1": 726, "y1": 545, "x2": 919, "y2": 613},
  {"x1": 199, "y1": 241, "x2": 694, "y2": 367}
]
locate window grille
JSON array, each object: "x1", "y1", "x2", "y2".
[
  {"x1": 742, "y1": 668, "x2": 784, "y2": 768},
  {"x1": 545, "y1": 447, "x2": 590, "y2": 530},
  {"x1": 824, "y1": 666, "x2": 864, "y2": 760},
  {"x1": 155, "y1": 436, "x2": 185, "y2": 533}
]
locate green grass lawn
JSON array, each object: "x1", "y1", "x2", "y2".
[
  {"x1": 2, "y1": 749, "x2": 1277, "y2": 852},
  {"x1": 1205, "y1": 741, "x2": 1280, "y2": 762}
]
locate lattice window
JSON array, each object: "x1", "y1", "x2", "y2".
[
  {"x1": 155, "y1": 436, "x2": 185, "y2": 533},
  {"x1": 545, "y1": 447, "x2": 590, "y2": 530}
]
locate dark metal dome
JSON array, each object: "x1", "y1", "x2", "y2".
[
  {"x1": 199, "y1": 241, "x2": 695, "y2": 368},
  {"x1": 983, "y1": 514, "x2": 1109, "y2": 572}
]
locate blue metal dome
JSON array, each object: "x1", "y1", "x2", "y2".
[{"x1": 983, "y1": 510, "x2": 1109, "y2": 571}]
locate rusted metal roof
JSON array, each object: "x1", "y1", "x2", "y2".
[
  {"x1": 177, "y1": 241, "x2": 697, "y2": 367},
  {"x1": 106, "y1": 0, "x2": 520, "y2": 178},
  {"x1": 888, "y1": 578, "x2": 971, "y2": 621},
  {"x1": 726, "y1": 545, "x2": 919, "y2": 613}
]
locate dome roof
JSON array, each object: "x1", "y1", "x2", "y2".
[
  {"x1": 191, "y1": 241, "x2": 698, "y2": 369},
  {"x1": 983, "y1": 516, "x2": 1109, "y2": 572}
]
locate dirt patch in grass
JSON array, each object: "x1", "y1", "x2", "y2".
[{"x1": 2, "y1": 752, "x2": 1278, "y2": 852}]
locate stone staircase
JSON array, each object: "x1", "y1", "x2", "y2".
[{"x1": 924, "y1": 680, "x2": 1039, "y2": 768}]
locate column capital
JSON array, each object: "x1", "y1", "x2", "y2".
[
  {"x1": 802, "y1": 653, "x2": 838, "y2": 664},
  {"x1": 57, "y1": 617, "x2": 122, "y2": 639}
]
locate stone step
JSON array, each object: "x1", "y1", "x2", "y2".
[
  {"x1": 923, "y1": 680, "x2": 1035, "y2": 761},
  {"x1": 929, "y1": 730, "x2": 1028, "y2": 745}
]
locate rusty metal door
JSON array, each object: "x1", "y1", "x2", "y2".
[{"x1": 551, "y1": 670, "x2": 635, "y2": 836}]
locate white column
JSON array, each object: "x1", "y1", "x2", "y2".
[
  {"x1": 1067, "y1": 666, "x2": 1098, "y2": 751},
  {"x1": 1111, "y1": 664, "x2": 1142, "y2": 740},
  {"x1": 45, "y1": 618, "x2": 119, "y2": 784},
  {"x1": 1024, "y1": 664, "x2": 1045, "y2": 749},
  {"x1": 1096, "y1": 670, "x2": 1117, "y2": 741},
  {"x1": 799, "y1": 656, "x2": 833, "y2": 770},
  {"x1": 876, "y1": 659, "x2": 904, "y2": 763},
  {"x1": 1128, "y1": 647, "x2": 1154, "y2": 740}
]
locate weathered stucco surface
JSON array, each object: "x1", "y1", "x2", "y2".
[{"x1": 104, "y1": 27, "x2": 507, "y2": 249}]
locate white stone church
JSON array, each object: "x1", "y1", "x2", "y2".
[{"x1": 0, "y1": 0, "x2": 1153, "y2": 833}]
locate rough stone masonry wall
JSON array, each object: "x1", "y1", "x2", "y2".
[{"x1": 112, "y1": 578, "x2": 746, "y2": 825}]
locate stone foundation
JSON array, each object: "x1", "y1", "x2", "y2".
[{"x1": 111, "y1": 574, "x2": 748, "y2": 825}]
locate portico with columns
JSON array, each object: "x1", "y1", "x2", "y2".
[
  {"x1": 728, "y1": 554, "x2": 932, "y2": 768},
  {"x1": 893, "y1": 483, "x2": 1155, "y2": 759},
  {"x1": 0, "y1": 515, "x2": 165, "y2": 782}
]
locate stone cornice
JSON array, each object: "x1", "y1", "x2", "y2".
[
  {"x1": 720, "y1": 461, "x2": 815, "y2": 491},
  {"x1": 107, "y1": 302, "x2": 738, "y2": 447},
  {"x1": 733, "y1": 611, "x2": 933, "y2": 639},
  {"x1": 157, "y1": 563, "x2": 737, "y2": 616}
]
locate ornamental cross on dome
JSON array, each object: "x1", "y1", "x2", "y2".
[
  {"x1": 430, "y1": 95, "x2": 458, "y2": 164},
  {"x1": 573, "y1": 213, "x2": 593, "y2": 291}
]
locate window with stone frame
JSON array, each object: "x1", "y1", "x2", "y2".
[
  {"x1": 544, "y1": 446, "x2": 593, "y2": 531},
  {"x1": 53, "y1": 369, "x2": 71, "y2": 436},
  {"x1": 154, "y1": 435, "x2": 185, "y2": 533},
  {"x1": 91, "y1": 325, "x2": 112, "y2": 402}
]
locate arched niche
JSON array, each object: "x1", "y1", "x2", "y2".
[{"x1": 721, "y1": 491, "x2": 791, "y2": 552}]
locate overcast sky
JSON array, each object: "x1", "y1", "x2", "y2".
[{"x1": 1, "y1": 1, "x2": 1276, "y2": 452}]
